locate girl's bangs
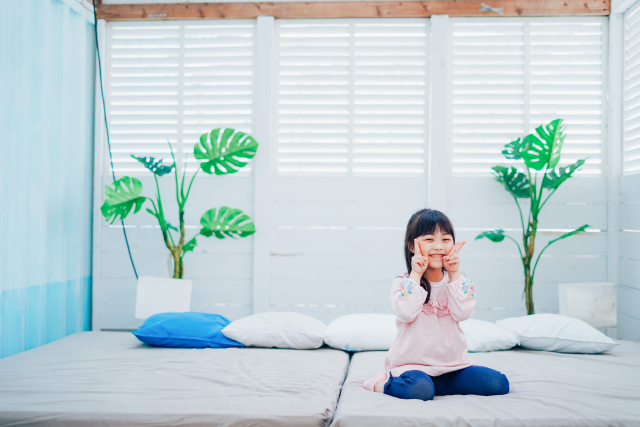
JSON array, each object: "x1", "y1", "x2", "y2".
[{"x1": 413, "y1": 211, "x2": 454, "y2": 238}]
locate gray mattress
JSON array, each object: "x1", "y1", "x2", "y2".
[
  {"x1": 330, "y1": 340, "x2": 640, "y2": 427},
  {"x1": 0, "y1": 331, "x2": 350, "y2": 427}
]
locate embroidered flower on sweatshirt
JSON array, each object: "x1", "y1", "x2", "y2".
[
  {"x1": 398, "y1": 279, "x2": 414, "y2": 298},
  {"x1": 462, "y1": 280, "x2": 475, "y2": 298}
]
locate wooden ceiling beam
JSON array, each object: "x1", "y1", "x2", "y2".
[{"x1": 96, "y1": 0, "x2": 610, "y2": 20}]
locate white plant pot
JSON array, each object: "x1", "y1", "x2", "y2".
[
  {"x1": 135, "y1": 275, "x2": 193, "y2": 320},
  {"x1": 558, "y1": 282, "x2": 617, "y2": 328}
]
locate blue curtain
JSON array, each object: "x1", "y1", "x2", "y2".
[{"x1": 0, "y1": 0, "x2": 95, "y2": 357}]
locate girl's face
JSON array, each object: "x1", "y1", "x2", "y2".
[{"x1": 413, "y1": 230, "x2": 454, "y2": 269}]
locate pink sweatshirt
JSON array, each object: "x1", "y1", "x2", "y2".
[{"x1": 362, "y1": 271, "x2": 476, "y2": 392}]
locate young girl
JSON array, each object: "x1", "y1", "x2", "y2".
[{"x1": 362, "y1": 209, "x2": 509, "y2": 401}]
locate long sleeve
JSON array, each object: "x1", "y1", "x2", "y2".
[
  {"x1": 445, "y1": 275, "x2": 476, "y2": 322},
  {"x1": 390, "y1": 276, "x2": 428, "y2": 323}
]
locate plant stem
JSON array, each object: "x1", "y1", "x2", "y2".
[
  {"x1": 513, "y1": 197, "x2": 525, "y2": 233},
  {"x1": 154, "y1": 175, "x2": 175, "y2": 251},
  {"x1": 504, "y1": 234, "x2": 524, "y2": 260}
]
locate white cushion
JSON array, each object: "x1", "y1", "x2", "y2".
[
  {"x1": 496, "y1": 313, "x2": 618, "y2": 354},
  {"x1": 459, "y1": 318, "x2": 520, "y2": 352},
  {"x1": 324, "y1": 314, "x2": 397, "y2": 351},
  {"x1": 221, "y1": 312, "x2": 326, "y2": 349}
]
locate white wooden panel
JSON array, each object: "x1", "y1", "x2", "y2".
[
  {"x1": 272, "y1": 176, "x2": 428, "y2": 202},
  {"x1": 619, "y1": 172, "x2": 640, "y2": 201},
  {"x1": 457, "y1": 230, "x2": 608, "y2": 256},
  {"x1": 620, "y1": 231, "x2": 640, "y2": 257},
  {"x1": 271, "y1": 228, "x2": 607, "y2": 257},
  {"x1": 269, "y1": 252, "x2": 604, "y2": 283},
  {"x1": 620, "y1": 257, "x2": 640, "y2": 289},
  {"x1": 448, "y1": 176, "x2": 608, "y2": 203},
  {"x1": 252, "y1": 16, "x2": 276, "y2": 314},
  {"x1": 101, "y1": 228, "x2": 254, "y2": 254},
  {"x1": 270, "y1": 278, "x2": 393, "y2": 307},
  {"x1": 272, "y1": 201, "x2": 428, "y2": 227},
  {"x1": 619, "y1": 284, "x2": 640, "y2": 319},
  {"x1": 618, "y1": 312, "x2": 640, "y2": 342},
  {"x1": 102, "y1": 253, "x2": 253, "y2": 279},
  {"x1": 620, "y1": 202, "x2": 640, "y2": 229},
  {"x1": 448, "y1": 203, "x2": 607, "y2": 230},
  {"x1": 271, "y1": 228, "x2": 403, "y2": 255}
]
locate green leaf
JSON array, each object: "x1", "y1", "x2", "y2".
[
  {"x1": 183, "y1": 235, "x2": 198, "y2": 254},
  {"x1": 492, "y1": 166, "x2": 530, "y2": 198},
  {"x1": 194, "y1": 128, "x2": 259, "y2": 175},
  {"x1": 542, "y1": 159, "x2": 587, "y2": 190},
  {"x1": 547, "y1": 224, "x2": 589, "y2": 246},
  {"x1": 165, "y1": 221, "x2": 179, "y2": 232},
  {"x1": 101, "y1": 177, "x2": 147, "y2": 224},
  {"x1": 502, "y1": 137, "x2": 524, "y2": 160},
  {"x1": 475, "y1": 230, "x2": 506, "y2": 243},
  {"x1": 520, "y1": 119, "x2": 566, "y2": 171},
  {"x1": 132, "y1": 155, "x2": 175, "y2": 176},
  {"x1": 199, "y1": 207, "x2": 256, "y2": 239}
]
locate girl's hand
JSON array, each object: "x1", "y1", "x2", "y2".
[
  {"x1": 410, "y1": 238, "x2": 428, "y2": 276},
  {"x1": 443, "y1": 241, "x2": 466, "y2": 277}
]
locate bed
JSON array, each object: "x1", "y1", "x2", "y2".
[
  {"x1": 330, "y1": 339, "x2": 640, "y2": 427},
  {"x1": 0, "y1": 331, "x2": 350, "y2": 427}
]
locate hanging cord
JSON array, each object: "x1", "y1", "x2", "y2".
[{"x1": 92, "y1": 0, "x2": 139, "y2": 280}]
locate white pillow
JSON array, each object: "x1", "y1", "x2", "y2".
[
  {"x1": 324, "y1": 314, "x2": 397, "y2": 351},
  {"x1": 221, "y1": 312, "x2": 326, "y2": 349},
  {"x1": 496, "y1": 313, "x2": 618, "y2": 354},
  {"x1": 459, "y1": 318, "x2": 520, "y2": 352}
]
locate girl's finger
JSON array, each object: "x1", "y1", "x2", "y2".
[
  {"x1": 451, "y1": 240, "x2": 467, "y2": 255},
  {"x1": 414, "y1": 239, "x2": 423, "y2": 257}
]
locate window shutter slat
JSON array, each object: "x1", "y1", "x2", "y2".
[
  {"x1": 275, "y1": 19, "x2": 429, "y2": 175},
  {"x1": 107, "y1": 21, "x2": 255, "y2": 175},
  {"x1": 625, "y1": 4, "x2": 640, "y2": 175},
  {"x1": 450, "y1": 18, "x2": 605, "y2": 175}
]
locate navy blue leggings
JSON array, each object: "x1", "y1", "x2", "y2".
[{"x1": 383, "y1": 366, "x2": 509, "y2": 401}]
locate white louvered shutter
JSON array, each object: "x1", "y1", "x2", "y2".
[
  {"x1": 106, "y1": 20, "x2": 255, "y2": 175},
  {"x1": 450, "y1": 17, "x2": 606, "y2": 175},
  {"x1": 625, "y1": 3, "x2": 640, "y2": 175},
  {"x1": 275, "y1": 19, "x2": 429, "y2": 175}
]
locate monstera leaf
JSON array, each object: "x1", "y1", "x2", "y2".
[
  {"x1": 132, "y1": 155, "x2": 175, "y2": 176},
  {"x1": 542, "y1": 159, "x2": 586, "y2": 190},
  {"x1": 502, "y1": 137, "x2": 524, "y2": 160},
  {"x1": 101, "y1": 177, "x2": 147, "y2": 224},
  {"x1": 520, "y1": 119, "x2": 566, "y2": 171},
  {"x1": 194, "y1": 128, "x2": 259, "y2": 175},
  {"x1": 182, "y1": 235, "x2": 198, "y2": 254},
  {"x1": 475, "y1": 229, "x2": 506, "y2": 243},
  {"x1": 492, "y1": 166, "x2": 530, "y2": 198},
  {"x1": 199, "y1": 207, "x2": 256, "y2": 239},
  {"x1": 547, "y1": 224, "x2": 590, "y2": 246}
]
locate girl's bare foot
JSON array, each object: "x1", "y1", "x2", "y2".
[{"x1": 374, "y1": 380, "x2": 386, "y2": 393}]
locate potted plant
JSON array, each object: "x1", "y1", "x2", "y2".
[
  {"x1": 100, "y1": 128, "x2": 258, "y2": 316},
  {"x1": 475, "y1": 118, "x2": 589, "y2": 315}
]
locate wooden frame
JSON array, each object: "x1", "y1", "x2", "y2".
[{"x1": 96, "y1": 0, "x2": 610, "y2": 20}]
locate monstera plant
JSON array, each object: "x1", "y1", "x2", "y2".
[
  {"x1": 101, "y1": 128, "x2": 258, "y2": 279},
  {"x1": 475, "y1": 118, "x2": 589, "y2": 315}
]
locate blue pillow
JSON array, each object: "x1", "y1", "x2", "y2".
[{"x1": 132, "y1": 312, "x2": 244, "y2": 348}]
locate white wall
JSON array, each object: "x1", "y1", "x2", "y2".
[
  {"x1": 93, "y1": 15, "x2": 620, "y2": 332},
  {"x1": 618, "y1": 174, "x2": 640, "y2": 341}
]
